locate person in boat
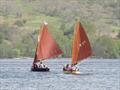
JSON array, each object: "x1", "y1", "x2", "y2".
[
  {"x1": 63, "y1": 64, "x2": 72, "y2": 71},
  {"x1": 32, "y1": 63, "x2": 39, "y2": 69},
  {"x1": 71, "y1": 64, "x2": 79, "y2": 71},
  {"x1": 39, "y1": 62, "x2": 47, "y2": 68},
  {"x1": 71, "y1": 65, "x2": 77, "y2": 71}
]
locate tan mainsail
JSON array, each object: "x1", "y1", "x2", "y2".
[
  {"x1": 72, "y1": 21, "x2": 92, "y2": 65},
  {"x1": 33, "y1": 22, "x2": 63, "y2": 65}
]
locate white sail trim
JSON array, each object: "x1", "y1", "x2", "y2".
[{"x1": 44, "y1": 21, "x2": 48, "y2": 25}]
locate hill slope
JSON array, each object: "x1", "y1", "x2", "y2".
[{"x1": 0, "y1": 0, "x2": 120, "y2": 58}]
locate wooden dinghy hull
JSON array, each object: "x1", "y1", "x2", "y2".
[
  {"x1": 31, "y1": 67, "x2": 50, "y2": 72},
  {"x1": 63, "y1": 70, "x2": 80, "y2": 75}
]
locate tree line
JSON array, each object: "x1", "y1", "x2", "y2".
[{"x1": 0, "y1": 0, "x2": 120, "y2": 59}]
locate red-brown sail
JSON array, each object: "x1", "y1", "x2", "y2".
[
  {"x1": 72, "y1": 21, "x2": 92, "y2": 65},
  {"x1": 33, "y1": 22, "x2": 63, "y2": 64}
]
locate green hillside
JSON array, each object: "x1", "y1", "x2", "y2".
[{"x1": 0, "y1": 0, "x2": 120, "y2": 58}]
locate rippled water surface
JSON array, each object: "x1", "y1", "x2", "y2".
[{"x1": 0, "y1": 58, "x2": 119, "y2": 90}]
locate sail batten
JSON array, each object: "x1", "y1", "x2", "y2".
[{"x1": 72, "y1": 21, "x2": 92, "y2": 65}]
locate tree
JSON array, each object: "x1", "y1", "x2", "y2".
[
  {"x1": 0, "y1": 32, "x2": 4, "y2": 44},
  {"x1": 93, "y1": 36, "x2": 119, "y2": 58}
]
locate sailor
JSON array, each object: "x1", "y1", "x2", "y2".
[
  {"x1": 64, "y1": 64, "x2": 72, "y2": 71},
  {"x1": 68, "y1": 64, "x2": 72, "y2": 70},
  {"x1": 39, "y1": 62, "x2": 45, "y2": 68},
  {"x1": 33, "y1": 63, "x2": 38, "y2": 69},
  {"x1": 44, "y1": 64, "x2": 47, "y2": 68},
  {"x1": 71, "y1": 65, "x2": 76, "y2": 71},
  {"x1": 63, "y1": 64, "x2": 67, "y2": 71}
]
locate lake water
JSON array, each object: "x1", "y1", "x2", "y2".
[{"x1": 0, "y1": 58, "x2": 119, "y2": 90}]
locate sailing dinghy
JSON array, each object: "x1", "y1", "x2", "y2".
[
  {"x1": 31, "y1": 21, "x2": 63, "y2": 72},
  {"x1": 63, "y1": 20, "x2": 92, "y2": 74}
]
